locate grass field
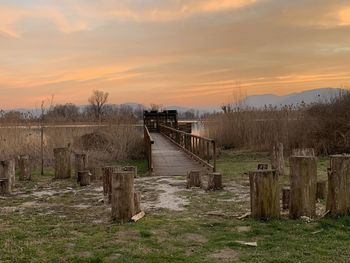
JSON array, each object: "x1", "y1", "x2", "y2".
[{"x1": 0, "y1": 151, "x2": 349, "y2": 263}]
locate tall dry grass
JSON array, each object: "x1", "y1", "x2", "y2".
[
  {"x1": 205, "y1": 106, "x2": 305, "y2": 152},
  {"x1": 0, "y1": 120, "x2": 143, "y2": 169},
  {"x1": 205, "y1": 91, "x2": 350, "y2": 154}
]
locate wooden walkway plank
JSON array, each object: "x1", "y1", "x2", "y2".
[{"x1": 151, "y1": 133, "x2": 208, "y2": 176}]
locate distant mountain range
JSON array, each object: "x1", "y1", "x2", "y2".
[
  {"x1": 241, "y1": 88, "x2": 345, "y2": 108},
  {"x1": 6, "y1": 87, "x2": 347, "y2": 116},
  {"x1": 128, "y1": 87, "x2": 347, "y2": 111}
]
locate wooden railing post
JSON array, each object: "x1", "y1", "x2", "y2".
[
  {"x1": 207, "y1": 141, "x2": 210, "y2": 164},
  {"x1": 149, "y1": 141, "x2": 152, "y2": 172},
  {"x1": 213, "y1": 140, "x2": 216, "y2": 172},
  {"x1": 144, "y1": 125, "x2": 154, "y2": 173}
]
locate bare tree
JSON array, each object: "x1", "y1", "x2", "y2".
[
  {"x1": 46, "y1": 103, "x2": 80, "y2": 121},
  {"x1": 88, "y1": 90, "x2": 109, "y2": 121}
]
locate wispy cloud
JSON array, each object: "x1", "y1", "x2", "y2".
[
  {"x1": 0, "y1": 0, "x2": 260, "y2": 37},
  {"x1": 108, "y1": 0, "x2": 259, "y2": 21},
  {"x1": 0, "y1": 5, "x2": 88, "y2": 38}
]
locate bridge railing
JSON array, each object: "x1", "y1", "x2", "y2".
[
  {"x1": 144, "y1": 125, "x2": 154, "y2": 172},
  {"x1": 159, "y1": 124, "x2": 216, "y2": 172}
]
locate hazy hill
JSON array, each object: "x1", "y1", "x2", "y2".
[{"x1": 242, "y1": 88, "x2": 345, "y2": 108}]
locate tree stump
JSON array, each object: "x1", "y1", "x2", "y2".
[
  {"x1": 271, "y1": 142, "x2": 284, "y2": 176},
  {"x1": 9, "y1": 160, "x2": 15, "y2": 189},
  {"x1": 54, "y1": 148, "x2": 71, "y2": 179},
  {"x1": 134, "y1": 192, "x2": 141, "y2": 214},
  {"x1": 282, "y1": 187, "x2": 290, "y2": 210},
  {"x1": 291, "y1": 148, "x2": 315, "y2": 157},
  {"x1": 289, "y1": 156, "x2": 317, "y2": 219},
  {"x1": 257, "y1": 163, "x2": 269, "y2": 170},
  {"x1": 0, "y1": 159, "x2": 15, "y2": 190},
  {"x1": 326, "y1": 155, "x2": 350, "y2": 216},
  {"x1": 111, "y1": 171, "x2": 135, "y2": 221},
  {"x1": 207, "y1": 172, "x2": 223, "y2": 190},
  {"x1": 186, "y1": 170, "x2": 201, "y2": 188},
  {"x1": 78, "y1": 170, "x2": 91, "y2": 186},
  {"x1": 18, "y1": 155, "x2": 31, "y2": 181},
  {"x1": 89, "y1": 167, "x2": 102, "y2": 181},
  {"x1": 75, "y1": 153, "x2": 88, "y2": 179},
  {"x1": 316, "y1": 181, "x2": 327, "y2": 200},
  {"x1": 102, "y1": 166, "x2": 119, "y2": 203},
  {"x1": 249, "y1": 170, "x2": 280, "y2": 219}
]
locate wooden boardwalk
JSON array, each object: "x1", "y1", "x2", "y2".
[{"x1": 151, "y1": 133, "x2": 208, "y2": 176}]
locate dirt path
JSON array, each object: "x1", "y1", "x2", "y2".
[{"x1": 136, "y1": 176, "x2": 189, "y2": 211}]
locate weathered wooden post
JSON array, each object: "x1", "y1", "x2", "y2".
[
  {"x1": 271, "y1": 142, "x2": 284, "y2": 176},
  {"x1": 207, "y1": 172, "x2": 223, "y2": 190},
  {"x1": 249, "y1": 170, "x2": 280, "y2": 219},
  {"x1": 282, "y1": 186, "x2": 290, "y2": 210},
  {"x1": 326, "y1": 155, "x2": 350, "y2": 216},
  {"x1": 10, "y1": 161, "x2": 15, "y2": 189},
  {"x1": 292, "y1": 148, "x2": 315, "y2": 157},
  {"x1": 77, "y1": 170, "x2": 91, "y2": 186},
  {"x1": 289, "y1": 156, "x2": 317, "y2": 219},
  {"x1": 18, "y1": 155, "x2": 31, "y2": 181},
  {"x1": 0, "y1": 179, "x2": 9, "y2": 195},
  {"x1": 7, "y1": 159, "x2": 15, "y2": 189},
  {"x1": 134, "y1": 192, "x2": 141, "y2": 214},
  {"x1": 102, "y1": 166, "x2": 119, "y2": 203},
  {"x1": 54, "y1": 147, "x2": 71, "y2": 179},
  {"x1": 75, "y1": 153, "x2": 88, "y2": 179},
  {"x1": 0, "y1": 159, "x2": 15, "y2": 195},
  {"x1": 186, "y1": 170, "x2": 201, "y2": 188},
  {"x1": 316, "y1": 180, "x2": 327, "y2": 200},
  {"x1": 111, "y1": 171, "x2": 135, "y2": 221}
]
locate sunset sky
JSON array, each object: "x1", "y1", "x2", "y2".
[{"x1": 1, "y1": 0, "x2": 350, "y2": 109}]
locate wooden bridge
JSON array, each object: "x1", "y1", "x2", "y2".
[{"x1": 144, "y1": 110, "x2": 216, "y2": 176}]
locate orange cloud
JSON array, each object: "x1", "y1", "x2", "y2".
[
  {"x1": 338, "y1": 6, "x2": 350, "y2": 25},
  {"x1": 0, "y1": 65, "x2": 136, "y2": 88}
]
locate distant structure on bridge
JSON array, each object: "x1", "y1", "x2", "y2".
[
  {"x1": 143, "y1": 110, "x2": 178, "y2": 132},
  {"x1": 143, "y1": 110, "x2": 192, "y2": 133}
]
